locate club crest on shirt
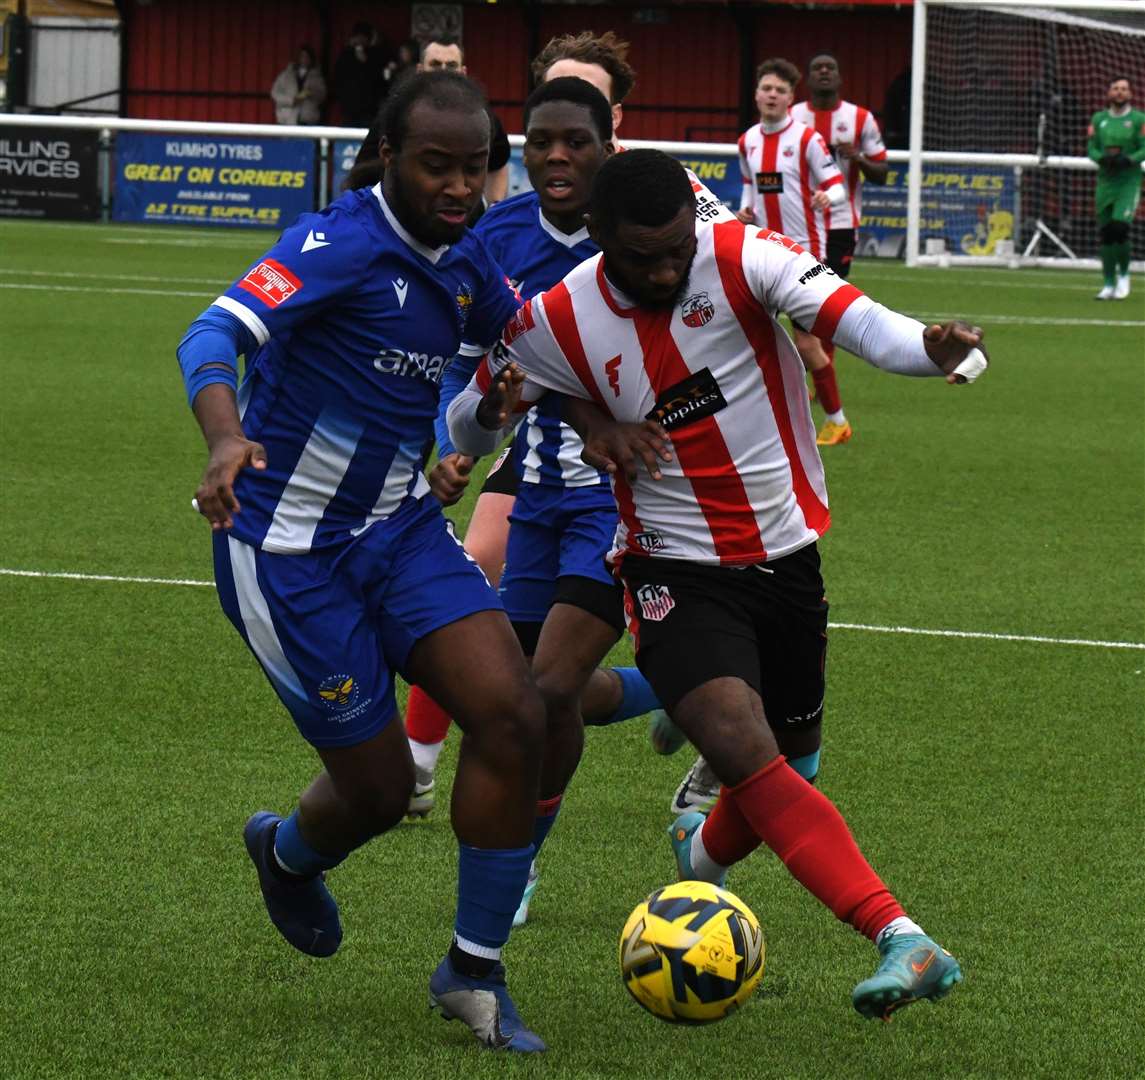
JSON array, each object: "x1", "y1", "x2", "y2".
[
  {"x1": 633, "y1": 529, "x2": 666, "y2": 553},
  {"x1": 636, "y1": 584, "x2": 675, "y2": 622},
  {"x1": 680, "y1": 292, "x2": 715, "y2": 328},
  {"x1": 455, "y1": 282, "x2": 474, "y2": 331},
  {"x1": 782, "y1": 145, "x2": 795, "y2": 158},
  {"x1": 318, "y1": 674, "x2": 358, "y2": 711}
]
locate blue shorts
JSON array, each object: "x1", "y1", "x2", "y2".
[
  {"x1": 213, "y1": 496, "x2": 500, "y2": 749},
  {"x1": 499, "y1": 482, "x2": 619, "y2": 626}
]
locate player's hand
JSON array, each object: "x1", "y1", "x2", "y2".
[
  {"x1": 811, "y1": 191, "x2": 832, "y2": 210},
  {"x1": 835, "y1": 141, "x2": 856, "y2": 159},
  {"x1": 923, "y1": 321, "x2": 989, "y2": 384},
  {"x1": 736, "y1": 208, "x2": 756, "y2": 225},
  {"x1": 581, "y1": 419, "x2": 673, "y2": 483},
  {"x1": 476, "y1": 362, "x2": 524, "y2": 429},
  {"x1": 1104, "y1": 145, "x2": 1122, "y2": 157},
  {"x1": 195, "y1": 434, "x2": 268, "y2": 530},
  {"x1": 428, "y1": 453, "x2": 473, "y2": 507}
]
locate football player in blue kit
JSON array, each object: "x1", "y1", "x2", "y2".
[
  {"x1": 435, "y1": 78, "x2": 662, "y2": 925},
  {"x1": 176, "y1": 72, "x2": 546, "y2": 1052}
]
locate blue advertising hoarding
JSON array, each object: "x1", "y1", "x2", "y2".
[{"x1": 113, "y1": 133, "x2": 315, "y2": 229}]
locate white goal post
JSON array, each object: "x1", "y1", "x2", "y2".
[{"x1": 907, "y1": 0, "x2": 1145, "y2": 269}]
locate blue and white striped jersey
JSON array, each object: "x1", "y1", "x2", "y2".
[
  {"x1": 470, "y1": 191, "x2": 607, "y2": 490},
  {"x1": 210, "y1": 184, "x2": 519, "y2": 553}
]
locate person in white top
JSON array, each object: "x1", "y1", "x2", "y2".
[
  {"x1": 737, "y1": 58, "x2": 854, "y2": 448},
  {"x1": 450, "y1": 149, "x2": 983, "y2": 1022}
]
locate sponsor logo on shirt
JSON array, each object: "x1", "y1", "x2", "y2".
[
  {"x1": 636, "y1": 583, "x2": 675, "y2": 622},
  {"x1": 645, "y1": 367, "x2": 728, "y2": 433},
  {"x1": 237, "y1": 258, "x2": 302, "y2": 308},
  {"x1": 392, "y1": 277, "x2": 409, "y2": 308},
  {"x1": 680, "y1": 292, "x2": 715, "y2": 328},
  {"x1": 633, "y1": 529, "x2": 666, "y2": 553},
  {"x1": 756, "y1": 170, "x2": 784, "y2": 194},
  {"x1": 373, "y1": 348, "x2": 452, "y2": 384},
  {"x1": 797, "y1": 262, "x2": 837, "y2": 286},
  {"x1": 694, "y1": 191, "x2": 724, "y2": 223}
]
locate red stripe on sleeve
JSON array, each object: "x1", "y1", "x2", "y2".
[
  {"x1": 712, "y1": 221, "x2": 829, "y2": 537},
  {"x1": 475, "y1": 357, "x2": 493, "y2": 394},
  {"x1": 799, "y1": 128, "x2": 823, "y2": 258},
  {"x1": 822, "y1": 174, "x2": 844, "y2": 189},
  {"x1": 811, "y1": 283, "x2": 863, "y2": 341},
  {"x1": 630, "y1": 305, "x2": 766, "y2": 563},
  {"x1": 541, "y1": 282, "x2": 612, "y2": 413}
]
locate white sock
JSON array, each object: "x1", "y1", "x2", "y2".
[
  {"x1": 691, "y1": 820, "x2": 730, "y2": 883},
  {"x1": 875, "y1": 915, "x2": 926, "y2": 946},
  {"x1": 827, "y1": 409, "x2": 847, "y2": 426},
  {"x1": 454, "y1": 933, "x2": 501, "y2": 961},
  {"x1": 409, "y1": 737, "x2": 444, "y2": 774}
]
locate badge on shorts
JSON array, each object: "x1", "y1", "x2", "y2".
[{"x1": 636, "y1": 584, "x2": 675, "y2": 622}]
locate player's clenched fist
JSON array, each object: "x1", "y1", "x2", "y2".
[{"x1": 428, "y1": 453, "x2": 474, "y2": 507}]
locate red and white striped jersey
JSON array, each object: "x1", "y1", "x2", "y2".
[
  {"x1": 451, "y1": 219, "x2": 939, "y2": 567},
  {"x1": 737, "y1": 118, "x2": 843, "y2": 261},
  {"x1": 790, "y1": 99, "x2": 888, "y2": 230}
]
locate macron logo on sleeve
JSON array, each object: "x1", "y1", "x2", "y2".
[
  {"x1": 237, "y1": 259, "x2": 302, "y2": 308},
  {"x1": 301, "y1": 229, "x2": 331, "y2": 253}
]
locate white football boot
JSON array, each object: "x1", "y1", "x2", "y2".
[
  {"x1": 1113, "y1": 274, "x2": 1130, "y2": 300},
  {"x1": 1095, "y1": 283, "x2": 1115, "y2": 300},
  {"x1": 670, "y1": 756, "x2": 721, "y2": 815}
]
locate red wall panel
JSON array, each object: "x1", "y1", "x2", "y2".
[{"x1": 122, "y1": 2, "x2": 911, "y2": 142}]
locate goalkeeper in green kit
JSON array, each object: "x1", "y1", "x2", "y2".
[{"x1": 1087, "y1": 75, "x2": 1144, "y2": 300}]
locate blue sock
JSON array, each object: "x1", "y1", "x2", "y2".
[
  {"x1": 788, "y1": 750, "x2": 821, "y2": 783},
  {"x1": 532, "y1": 795, "x2": 563, "y2": 858},
  {"x1": 273, "y1": 810, "x2": 347, "y2": 877},
  {"x1": 454, "y1": 843, "x2": 534, "y2": 954},
  {"x1": 594, "y1": 666, "x2": 661, "y2": 727}
]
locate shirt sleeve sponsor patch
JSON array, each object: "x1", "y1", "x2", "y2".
[
  {"x1": 502, "y1": 298, "x2": 535, "y2": 345},
  {"x1": 237, "y1": 258, "x2": 303, "y2": 308}
]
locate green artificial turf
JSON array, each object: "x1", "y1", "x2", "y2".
[{"x1": 1, "y1": 220, "x2": 1142, "y2": 1079}]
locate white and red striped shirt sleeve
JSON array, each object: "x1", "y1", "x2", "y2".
[
  {"x1": 859, "y1": 109, "x2": 888, "y2": 162},
  {"x1": 807, "y1": 132, "x2": 845, "y2": 194},
  {"x1": 746, "y1": 229, "x2": 940, "y2": 376},
  {"x1": 737, "y1": 132, "x2": 754, "y2": 214}
]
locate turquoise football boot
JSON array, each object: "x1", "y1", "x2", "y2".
[
  {"x1": 668, "y1": 811, "x2": 726, "y2": 887},
  {"x1": 852, "y1": 932, "x2": 963, "y2": 1020}
]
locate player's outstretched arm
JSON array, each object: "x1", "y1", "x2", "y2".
[
  {"x1": 446, "y1": 359, "x2": 526, "y2": 457},
  {"x1": 190, "y1": 383, "x2": 267, "y2": 531},
  {"x1": 563, "y1": 398, "x2": 673, "y2": 483}
]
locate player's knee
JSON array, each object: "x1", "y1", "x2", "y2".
[
  {"x1": 337, "y1": 773, "x2": 413, "y2": 839},
  {"x1": 477, "y1": 680, "x2": 546, "y2": 759}
]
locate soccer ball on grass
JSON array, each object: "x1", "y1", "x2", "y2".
[{"x1": 619, "y1": 880, "x2": 764, "y2": 1023}]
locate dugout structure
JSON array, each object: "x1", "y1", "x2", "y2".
[{"x1": 907, "y1": 0, "x2": 1145, "y2": 269}]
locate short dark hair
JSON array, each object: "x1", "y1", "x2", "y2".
[
  {"x1": 351, "y1": 21, "x2": 373, "y2": 39},
  {"x1": 298, "y1": 44, "x2": 317, "y2": 68},
  {"x1": 380, "y1": 71, "x2": 488, "y2": 153},
  {"x1": 589, "y1": 149, "x2": 694, "y2": 231},
  {"x1": 808, "y1": 52, "x2": 839, "y2": 69},
  {"x1": 531, "y1": 31, "x2": 636, "y2": 104},
  {"x1": 756, "y1": 57, "x2": 801, "y2": 90},
  {"x1": 524, "y1": 76, "x2": 613, "y2": 143},
  {"x1": 422, "y1": 35, "x2": 464, "y2": 62},
  {"x1": 1109, "y1": 74, "x2": 1131, "y2": 87}
]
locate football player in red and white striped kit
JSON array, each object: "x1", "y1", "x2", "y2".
[
  {"x1": 793, "y1": 52, "x2": 889, "y2": 434},
  {"x1": 450, "y1": 150, "x2": 985, "y2": 1020},
  {"x1": 737, "y1": 57, "x2": 854, "y2": 448}
]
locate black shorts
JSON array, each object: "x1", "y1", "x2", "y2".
[
  {"x1": 825, "y1": 228, "x2": 856, "y2": 279},
  {"x1": 480, "y1": 445, "x2": 521, "y2": 497},
  {"x1": 511, "y1": 575, "x2": 626, "y2": 656},
  {"x1": 619, "y1": 545, "x2": 828, "y2": 726}
]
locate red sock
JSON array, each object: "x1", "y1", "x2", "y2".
[
  {"x1": 811, "y1": 362, "x2": 842, "y2": 416},
  {"x1": 729, "y1": 757, "x2": 904, "y2": 940},
  {"x1": 700, "y1": 789, "x2": 762, "y2": 867},
  {"x1": 405, "y1": 685, "x2": 451, "y2": 745}
]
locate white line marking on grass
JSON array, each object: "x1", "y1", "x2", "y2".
[
  {"x1": 830, "y1": 621, "x2": 1143, "y2": 650},
  {"x1": 855, "y1": 271, "x2": 1105, "y2": 292},
  {"x1": 0, "y1": 282, "x2": 214, "y2": 298},
  {"x1": 0, "y1": 267, "x2": 227, "y2": 286},
  {"x1": 0, "y1": 568, "x2": 213, "y2": 587},
  {"x1": 102, "y1": 237, "x2": 264, "y2": 249},
  {"x1": 4, "y1": 567, "x2": 1141, "y2": 650},
  {"x1": 908, "y1": 311, "x2": 1144, "y2": 328}
]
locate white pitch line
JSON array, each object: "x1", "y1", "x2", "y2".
[
  {"x1": 830, "y1": 621, "x2": 1143, "y2": 651},
  {"x1": 0, "y1": 282, "x2": 215, "y2": 298},
  {"x1": 0, "y1": 267, "x2": 227, "y2": 286},
  {"x1": 907, "y1": 311, "x2": 1144, "y2": 328},
  {"x1": 855, "y1": 271, "x2": 1109, "y2": 292},
  {"x1": 2, "y1": 567, "x2": 1141, "y2": 650}
]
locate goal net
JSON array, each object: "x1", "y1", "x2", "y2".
[{"x1": 907, "y1": 0, "x2": 1145, "y2": 268}]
